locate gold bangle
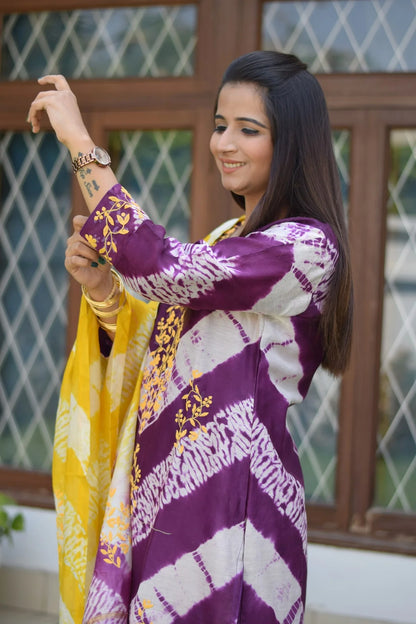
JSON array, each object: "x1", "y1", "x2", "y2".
[
  {"x1": 82, "y1": 269, "x2": 124, "y2": 310},
  {"x1": 97, "y1": 319, "x2": 118, "y2": 333},
  {"x1": 92, "y1": 290, "x2": 126, "y2": 318}
]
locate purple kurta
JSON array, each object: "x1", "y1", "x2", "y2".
[{"x1": 81, "y1": 184, "x2": 338, "y2": 624}]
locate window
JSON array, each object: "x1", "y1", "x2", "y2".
[
  {"x1": 264, "y1": 0, "x2": 416, "y2": 554},
  {"x1": 0, "y1": 0, "x2": 415, "y2": 554}
]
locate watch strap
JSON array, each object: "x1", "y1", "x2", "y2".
[
  {"x1": 72, "y1": 150, "x2": 96, "y2": 173},
  {"x1": 72, "y1": 147, "x2": 111, "y2": 173}
]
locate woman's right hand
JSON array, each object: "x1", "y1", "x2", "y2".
[
  {"x1": 27, "y1": 75, "x2": 92, "y2": 153},
  {"x1": 65, "y1": 215, "x2": 113, "y2": 300}
]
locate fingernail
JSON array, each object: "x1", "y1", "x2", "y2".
[
  {"x1": 91, "y1": 261, "x2": 98, "y2": 267},
  {"x1": 98, "y1": 256, "x2": 106, "y2": 265}
]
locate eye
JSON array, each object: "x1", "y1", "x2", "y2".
[
  {"x1": 242, "y1": 127, "x2": 259, "y2": 135},
  {"x1": 214, "y1": 125, "x2": 226, "y2": 133}
]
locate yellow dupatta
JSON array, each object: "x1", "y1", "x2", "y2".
[{"x1": 53, "y1": 292, "x2": 157, "y2": 624}]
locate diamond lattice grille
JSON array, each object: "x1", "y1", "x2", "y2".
[
  {"x1": 262, "y1": 0, "x2": 416, "y2": 72},
  {"x1": 110, "y1": 130, "x2": 192, "y2": 242},
  {"x1": 287, "y1": 130, "x2": 350, "y2": 504},
  {"x1": 375, "y1": 130, "x2": 416, "y2": 511},
  {"x1": 1, "y1": 5, "x2": 197, "y2": 80},
  {"x1": 0, "y1": 132, "x2": 71, "y2": 471}
]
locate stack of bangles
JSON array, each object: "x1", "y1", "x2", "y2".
[{"x1": 81, "y1": 268, "x2": 126, "y2": 333}]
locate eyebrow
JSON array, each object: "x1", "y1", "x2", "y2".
[{"x1": 214, "y1": 114, "x2": 268, "y2": 129}]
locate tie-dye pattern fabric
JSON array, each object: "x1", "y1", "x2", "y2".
[{"x1": 80, "y1": 184, "x2": 338, "y2": 624}]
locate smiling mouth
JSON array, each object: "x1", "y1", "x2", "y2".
[{"x1": 222, "y1": 161, "x2": 244, "y2": 170}]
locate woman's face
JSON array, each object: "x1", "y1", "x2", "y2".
[{"x1": 210, "y1": 82, "x2": 273, "y2": 219}]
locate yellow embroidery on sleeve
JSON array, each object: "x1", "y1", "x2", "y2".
[
  {"x1": 84, "y1": 233, "x2": 98, "y2": 249},
  {"x1": 93, "y1": 190, "x2": 146, "y2": 261}
]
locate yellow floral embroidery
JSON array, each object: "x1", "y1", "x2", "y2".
[
  {"x1": 131, "y1": 305, "x2": 185, "y2": 512},
  {"x1": 93, "y1": 188, "x2": 146, "y2": 261},
  {"x1": 99, "y1": 488, "x2": 131, "y2": 567},
  {"x1": 136, "y1": 599, "x2": 154, "y2": 624},
  {"x1": 174, "y1": 370, "x2": 212, "y2": 454},
  {"x1": 84, "y1": 233, "x2": 98, "y2": 249},
  {"x1": 130, "y1": 442, "x2": 142, "y2": 503},
  {"x1": 138, "y1": 306, "x2": 185, "y2": 435}
]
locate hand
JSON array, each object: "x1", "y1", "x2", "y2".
[
  {"x1": 27, "y1": 75, "x2": 93, "y2": 153},
  {"x1": 65, "y1": 215, "x2": 113, "y2": 299}
]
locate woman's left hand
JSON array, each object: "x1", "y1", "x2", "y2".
[{"x1": 65, "y1": 215, "x2": 113, "y2": 299}]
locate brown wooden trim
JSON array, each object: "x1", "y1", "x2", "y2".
[
  {"x1": 318, "y1": 74, "x2": 416, "y2": 110},
  {"x1": 238, "y1": 0, "x2": 262, "y2": 55},
  {"x1": 350, "y1": 113, "x2": 389, "y2": 526},
  {"x1": 0, "y1": 467, "x2": 53, "y2": 509},
  {"x1": 366, "y1": 508, "x2": 416, "y2": 538},
  {"x1": 308, "y1": 527, "x2": 416, "y2": 556},
  {"x1": 0, "y1": 0, "x2": 196, "y2": 12},
  {"x1": 307, "y1": 506, "x2": 416, "y2": 556},
  {"x1": 306, "y1": 503, "x2": 338, "y2": 531},
  {"x1": 0, "y1": 78, "x2": 214, "y2": 117},
  {"x1": 327, "y1": 111, "x2": 368, "y2": 533}
]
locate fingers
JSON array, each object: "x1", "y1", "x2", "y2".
[
  {"x1": 37, "y1": 74, "x2": 71, "y2": 91},
  {"x1": 27, "y1": 75, "x2": 71, "y2": 132},
  {"x1": 66, "y1": 236, "x2": 96, "y2": 265},
  {"x1": 67, "y1": 215, "x2": 107, "y2": 268},
  {"x1": 73, "y1": 215, "x2": 89, "y2": 232},
  {"x1": 26, "y1": 75, "x2": 88, "y2": 146}
]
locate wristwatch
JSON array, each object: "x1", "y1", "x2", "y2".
[{"x1": 72, "y1": 146, "x2": 111, "y2": 173}]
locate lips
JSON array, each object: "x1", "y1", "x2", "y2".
[{"x1": 220, "y1": 160, "x2": 244, "y2": 171}]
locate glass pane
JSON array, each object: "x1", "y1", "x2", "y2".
[
  {"x1": 0, "y1": 131, "x2": 71, "y2": 471},
  {"x1": 287, "y1": 129, "x2": 351, "y2": 504},
  {"x1": 109, "y1": 130, "x2": 193, "y2": 242},
  {"x1": 262, "y1": 1, "x2": 416, "y2": 73},
  {"x1": 1, "y1": 5, "x2": 197, "y2": 80},
  {"x1": 375, "y1": 129, "x2": 416, "y2": 511}
]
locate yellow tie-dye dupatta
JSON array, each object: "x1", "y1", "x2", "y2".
[
  {"x1": 52, "y1": 217, "x2": 241, "y2": 624},
  {"x1": 53, "y1": 292, "x2": 158, "y2": 624}
]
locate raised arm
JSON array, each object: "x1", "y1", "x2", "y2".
[
  {"x1": 82, "y1": 185, "x2": 338, "y2": 317},
  {"x1": 27, "y1": 75, "x2": 117, "y2": 213}
]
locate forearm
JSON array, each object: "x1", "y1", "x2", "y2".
[{"x1": 68, "y1": 137, "x2": 118, "y2": 213}]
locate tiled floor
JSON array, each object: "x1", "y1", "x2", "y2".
[{"x1": 0, "y1": 606, "x2": 57, "y2": 623}]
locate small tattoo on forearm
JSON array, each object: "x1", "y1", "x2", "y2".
[{"x1": 79, "y1": 167, "x2": 92, "y2": 180}]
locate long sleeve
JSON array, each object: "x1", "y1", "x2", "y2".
[{"x1": 81, "y1": 184, "x2": 338, "y2": 317}]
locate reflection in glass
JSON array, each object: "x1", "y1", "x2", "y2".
[
  {"x1": 287, "y1": 129, "x2": 351, "y2": 504},
  {"x1": 262, "y1": 1, "x2": 416, "y2": 73},
  {"x1": 1, "y1": 5, "x2": 197, "y2": 80},
  {"x1": 0, "y1": 132, "x2": 71, "y2": 471},
  {"x1": 376, "y1": 130, "x2": 416, "y2": 511}
]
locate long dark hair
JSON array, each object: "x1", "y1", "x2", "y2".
[{"x1": 217, "y1": 51, "x2": 353, "y2": 375}]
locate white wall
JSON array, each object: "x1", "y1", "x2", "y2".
[
  {"x1": 2, "y1": 507, "x2": 416, "y2": 623},
  {"x1": 307, "y1": 543, "x2": 416, "y2": 624},
  {"x1": 1, "y1": 506, "x2": 58, "y2": 573}
]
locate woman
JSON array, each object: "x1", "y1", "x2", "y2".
[{"x1": 28, "y1": 51, "x2": 353, "y2": 624}]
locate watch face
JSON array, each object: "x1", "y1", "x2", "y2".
[{"x1": 93, "y1": 147, "x2": 111, "y2": 166}]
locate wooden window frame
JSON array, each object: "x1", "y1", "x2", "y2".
[{"x1": 1, "y1": 0, "x2": 415, "y2": 555}]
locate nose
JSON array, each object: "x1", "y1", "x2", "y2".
[{"x1": 216, "y1": 128, "x2": 237, "y2": 153}]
